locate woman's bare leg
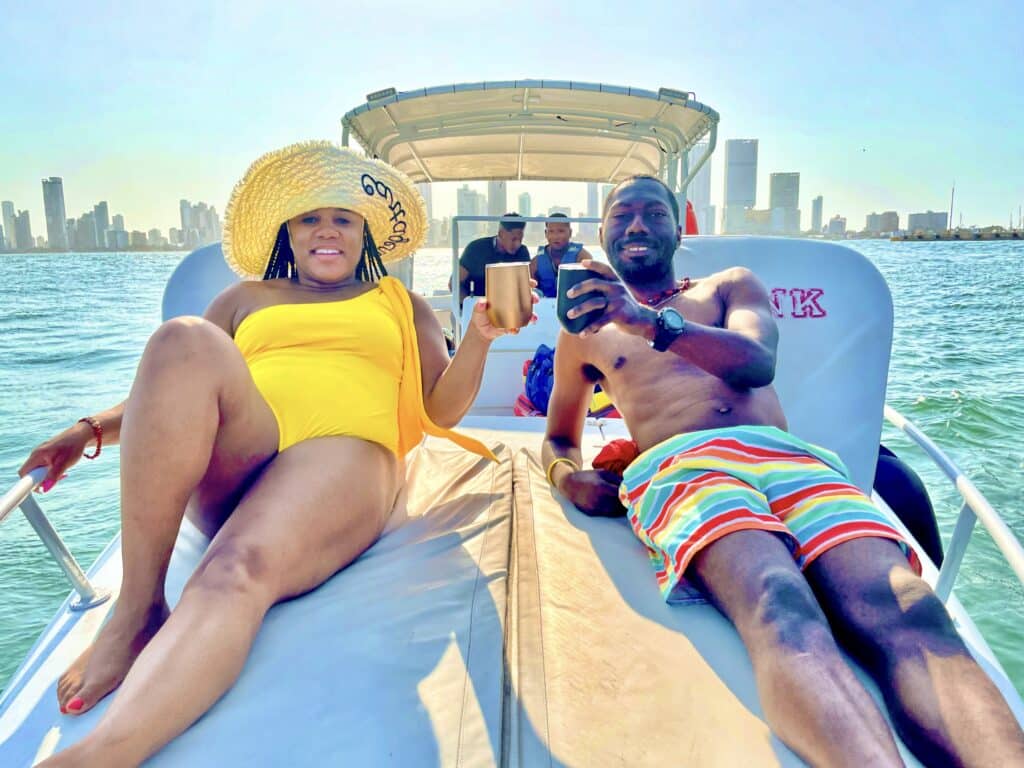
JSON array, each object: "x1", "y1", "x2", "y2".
[
  {"x1": 44, "y1": 437, "x2": 397, "y2": 768},
  {"x1": 57, "y1": 317, "x2": 280, "y2": 715}
]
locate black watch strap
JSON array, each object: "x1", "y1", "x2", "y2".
[{"x1": 651, "y1": 308, "x2": 686, "y2": 351}]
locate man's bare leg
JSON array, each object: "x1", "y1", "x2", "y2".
[
  {"x1": 807, "y1": 537, "x2": 1024, "y2": 767},
  {"x1": 689, "y1": 529, "x2": 903, "y2": 766},
  {"x1": 42, "y1": 436, "x2": 397, "y2": 768},
  {"x1": 57, "y1": 318, "x2": 279, "y2": 715}
]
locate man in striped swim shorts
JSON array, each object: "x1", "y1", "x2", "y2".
[{"x1": 542, "y1": 175, "x2": 1024, "y2": 767}]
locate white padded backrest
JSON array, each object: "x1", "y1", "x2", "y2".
[
  {"x1": 162, "y1": 243, "x2": 238, "y2": 321},
  {"x1": 464, "y1": 236, "x2": 892, "y2": 490},
  {"x1": 161, "y1": 244, "x2": 416, "y2": 322},
  {"x1": 679, "y1": 236, "x2": 892, "y2": 491}
]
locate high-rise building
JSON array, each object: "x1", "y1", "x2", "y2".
[
  {"x1": 148, "y1": 228, "x2": 165, "y2": 246},
  {"x1": 112, "y1": 213, "x2": 125, "y2": 231},
  {"x1": 768, "y1": 173, "x2": 800, "y2": 233},
  {"x1": 41, "y1": 177, "x2": 69, "y2": 250},
  {"x1": 580, "y1": 182, "x2": 600, "y2": 241},
  {"x1": 548, "y1": 205, "x2": 571, "y2": 216},
  {"x1": 908, "y1": 211, "x2": 947, "y2": 232},
  {"x1": 15, "y1": 209, "x2": 34, "y2": 250},
  {"x1": 180, "y1": 199, "x2": 193, "y2": 233},
  {"x1": 704, "y1": 204, "x2": 716, "y2": 235},
  {"x1": 827, "y1": 215, "x2": 847, "y2": 236},
  {"x1": 456, "y1": 184, "x2": 486, "y2": 240},
  {"x1": 2, "y1": 201, "x2": 16, "y2": 249},
  {"x1": 76, "y1": 212, "x2": 99, "y2": 250},
  {"x1": 687, "y1": 143, "x2": 713, "y2": 234},
  {"x1": 769, "y1": 173, "x2": 799, "y2": 211},
  {"x1": 487, "y1": 181, "x2": 508, "y2": 218},
  {"x1": 723, "y1": 139, "x2": 757, "y2": 233},
  {"x1": 742, "y1": 208, "x2": 773, "y2": 235},
  {"x1": 586, "y1": 183, "x2": 599, "y2": 218},
  {"x1": 865, "y1": 212, "x2": 900, "y2": 234},
  {"x1": 189, "y1": 202, "x2": 221, "y2": 245},
  {"x1": 600, "y1": 184, "x2": 615, "y2": 207},
  {"x1": 416, "y1": 183, "x2": 433, "y2": 221},
  {"x1": 811, "y1": 196, "x2": 823, "y2": 233},
  {"x1": 106, "y1": 229, "x2": 129, "y2": 249},
  {"x1": 93, "y1": 201, "x2": 110, "y2": 245},
  {"x1": 517, "y1": 192, "x2": 532, "y2": 217}
]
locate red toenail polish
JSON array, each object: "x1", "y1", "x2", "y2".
[{"x1": 68, "y1": 698, "x2": 84, "y2": 712}]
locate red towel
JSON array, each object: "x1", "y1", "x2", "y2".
[{"x1": 592, "y1": 438, "x2": 641, "y2": 476}]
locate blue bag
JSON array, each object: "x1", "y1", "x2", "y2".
[{"x1": 525, "y1": 343, "x2": 556, "y2": 415}]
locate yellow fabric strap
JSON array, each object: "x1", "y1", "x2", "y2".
[
  {"x1": 377, "y1": 277, "x2": 498, "y2": 462},
  {"x1": 546, "y1": 457, "x2": 581, "y2": 486}
]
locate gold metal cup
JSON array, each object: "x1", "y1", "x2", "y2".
[{"x1": 485, "y1": 262, "x2": 533, "y2": 330}]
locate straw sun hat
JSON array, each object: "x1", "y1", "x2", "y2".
[{"x1": 222, "y1": 140, "x2": 428, "y2": 279}]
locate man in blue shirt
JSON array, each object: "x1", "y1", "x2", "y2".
[{"x1": 530, "y1": 212, "x2": 594, "y2": 297}]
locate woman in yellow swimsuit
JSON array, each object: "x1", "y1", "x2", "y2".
[{"x1": 21, "y1": 141, "x2": 525, "y2": 767}]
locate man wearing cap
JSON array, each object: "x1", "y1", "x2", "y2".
[{"x1": 452, "y1": 213, "x2": 530, "y2": 303}]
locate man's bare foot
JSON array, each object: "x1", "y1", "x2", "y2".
[{"x1": 56, "y1": 600, "x2": 170, "y2": 716}]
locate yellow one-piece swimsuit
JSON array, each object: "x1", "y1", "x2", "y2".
[{"x1": 234, "y1": 286, "x2": 403, "y2": 454}]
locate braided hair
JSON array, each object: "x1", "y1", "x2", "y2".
[{"x1": 262, "y1": 220, "x2": 388, "y2": 282}]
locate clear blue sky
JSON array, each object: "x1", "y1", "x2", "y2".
[{"x1": 1, "y1": 0, "x2": 1021, "y2": 236}]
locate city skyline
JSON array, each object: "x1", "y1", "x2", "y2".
[
  {"x1": 1, "y1": 1, "x2": 1020, "y2": 241},
  {"x1": 0, "y1": 172, "x2": 1005, "y2": 252},
  {"x1": 6, "y1": 134, "x2": 1007, "y2": 247},
  {"x1": 0, "y1": 176, "x2": 222, "y2": 251}
]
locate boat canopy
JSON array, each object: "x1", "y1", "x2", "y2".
[{"x1": 341, "y1": 80, "x2": 719, "y2": 193}]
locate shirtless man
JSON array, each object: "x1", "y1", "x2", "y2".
[{"x1": 542, "y1": 175, "x2": 1024, "y2": 767}]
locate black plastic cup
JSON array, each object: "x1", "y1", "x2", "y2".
[{"x1": 557, "y1": 264, "x2": 606, "y2": 334}]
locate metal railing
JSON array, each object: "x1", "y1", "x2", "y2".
[
  {"x1": 0, "y1": 467, "x2": 110, "y2": 611},
  {"x1": 884, "y1": 404, "x2": 1024, "y2": 602}
]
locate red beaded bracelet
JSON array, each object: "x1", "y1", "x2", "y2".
[{"x1": 78, "y1": 417, "x2": 103, "y2": 460}]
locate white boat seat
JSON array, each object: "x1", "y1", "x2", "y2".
[
  {"x1": 677, "y1": 236, "x2": 892, "y2": 492},
  {"x1": 0, "y1": 439, "x2": 513, "y2": 766},
  {"x1": 465, "y1": 236, "x2": 893, "y2": 491},
  {"x1": 496, "y1": 237, "x2": 908, "y2": 765}
]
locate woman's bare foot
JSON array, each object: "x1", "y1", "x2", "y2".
[{"x1": 57, "y1": 600, "x2": 170, "y2": 716}]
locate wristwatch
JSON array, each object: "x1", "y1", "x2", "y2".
[{"x1": 651, "y1": 307, "x2": 686, "y2": 351}]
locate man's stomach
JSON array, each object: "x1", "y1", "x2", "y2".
[{"x1": 607, "y1": 381, "x2": 788, "y2": 453}]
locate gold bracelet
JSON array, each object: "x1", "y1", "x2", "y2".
[{"x1": 546, "y1": 457, "x2": 580, "y2": 486}]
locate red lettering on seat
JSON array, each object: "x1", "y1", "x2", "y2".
[
  {"x1": 790, "y1": 288, "x2": 826, "y2": 318},
  {"x1": 770, "y1": 288, "x2": 827, "y2": 318},
  {"x1": 769, "y1": 288, "x2": 787, "y2": 318}
]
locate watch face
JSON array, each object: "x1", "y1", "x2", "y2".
[{"x1": 661, "y1": 308, "x2": 686, "y2": 332}]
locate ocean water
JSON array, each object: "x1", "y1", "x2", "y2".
[{"x1": 1, "y1": 241, "x2": 1022, "y2": 700}]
